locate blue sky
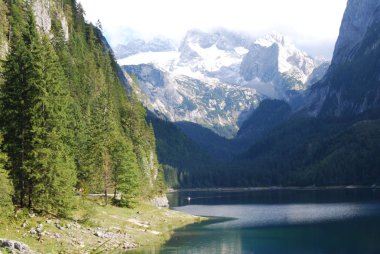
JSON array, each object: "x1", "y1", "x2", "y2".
[{"x1": 78, "y1": 0, "x2": 347, "y2": 58}]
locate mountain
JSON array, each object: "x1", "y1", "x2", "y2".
[
  {"x1": 240, "y1": 32, "x2": 327, "y2": 99},
  {"x1": 118, "y1": 30, "x2": 328, "y2": 137},
  {"x1": 306, "y1": 62, "x2": 330, "y2": 86},
  {"x1": 234, "y1": 99, "x2": 292, "y2": 149},
  {"x1": 122, "y1": 63, "x2": 260, "y2": 138},
  {"x1": 151, "y1": 0, "x2": 380, "y2": 188},
  {"x1": 145, "y1": 113, "x2": 215, "y2": 188},
  {"x1": 306, "y1": 0, "x2": 380, "y2": 117},
  {"x1": 175, "y1": 121, "x2": 234, "y2": 159},
  {"x1": 229, "y1": 0, "x2": 380, "y2": 187}
]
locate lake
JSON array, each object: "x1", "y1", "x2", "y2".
[{"x1": 131, "y1": 188, "x2": 380, "y2": 254}]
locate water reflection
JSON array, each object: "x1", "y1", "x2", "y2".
[
  {"x1": 168, "y1": 188, "x2": 380, "y2": 207},
  {"x1": 132, "y1": 218, "x2": 243, "y2": 254},
  {"x1": 131, "y1": 189, "x2": 380, "y2": 254},
  {"x1": 175, "y1": 202, "x2": 380, "y2": 228},
  {"x1": 165, "y1": 225, "x2": 242, "y2": 254}
]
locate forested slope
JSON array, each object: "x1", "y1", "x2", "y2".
[{"x1": 0, "y1": 0, "x2": 164, "y2": 217}]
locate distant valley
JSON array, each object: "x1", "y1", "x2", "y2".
[{"x1": 112, "y1": 0, "x2": 380, "y2": 189}]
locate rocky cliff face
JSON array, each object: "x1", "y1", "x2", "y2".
[
  {"x1": 306, "y1": 0, "x2": 380, "y2": 117},
  {"x1": 241, "y1": 33, "x2": 323, "y2": 99},
  {"x1": 123, "y1": 64, "x2": 260, "y2": 138},
  {"x1": 32, "y1": 0, "x2": 69, "y2": 40},
  {"x1": 332, "y1": 0, "x2": 380, "y2": 66}
]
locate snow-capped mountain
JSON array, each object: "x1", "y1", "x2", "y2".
[
  {"x1": 240, "y1": 32, "x2": 329, "y2": 98},
  {"x1": 118, "y1": 30, "x2": 329, "y2": 137}
]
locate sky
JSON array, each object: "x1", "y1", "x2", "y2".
[{"x1": 78, "y1": 0, "x2": 348, "y2": 58}]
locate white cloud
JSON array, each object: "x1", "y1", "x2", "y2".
[{"x1": 78, "y1": 0, "x2": 347, "y2": 57}]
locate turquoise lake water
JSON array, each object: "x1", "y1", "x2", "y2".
[{"x1": 131, "y1": 188, "x2": 380, "y2": 254}]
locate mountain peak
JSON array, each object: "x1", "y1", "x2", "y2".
[
  {"x1": 255, "y1": 32, "x2": 290, "y2": 47},
  {"x1": 306, "y1": 0, "x2": 380, "y2": 117}
]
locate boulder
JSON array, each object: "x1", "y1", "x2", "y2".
[
  {"x1": 0, "y1": 238, "x2": 32, "y2": 253},
  {"x1": 149, "y1": 195, "x2": 169, "y2": 207}
]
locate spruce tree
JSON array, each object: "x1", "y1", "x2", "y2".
[
  {"x1": 1, "y1": 2, "x2": 34, "y2": 208},
  {"x1": 1, "y1": 4, "x2": 76, "y2": 215},
  {"x1": 29, "y1": 35, "x2": 76, "y2": 216},
  {"x1": 111, "y1": 134, "x2": 141, "y2": 207},
  {"x1": 89, "y1": 90, "x2": 114, "y2": 204}
]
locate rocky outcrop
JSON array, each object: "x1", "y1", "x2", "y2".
[
  {"x1": 240, "y1": 43, "x2": 279, "y2": 83},
  {"x1": 0, "y1": 239, "x2": 33, "y2": 254},
  {"x1": 124, "y1": 64, "x2": 165, "y2": 87},
  {"x1": 32, "y1": 0, "x2": 69, "y2": 40},
  {"x1": 150, "y1": 195, "x2": 169, "y2": 207},
  {"x1": 0, "y1": 40, "x2": 7, "y2": 60},
  {"x1": 307, "y1": 62, "x2": 330, "y2": 86},
  {"x1": 0, "y1": 1, "x2": 9, "y2": 59},
  {"x1": 33, "y1": 0, "x2": 51, "y2": 33}
]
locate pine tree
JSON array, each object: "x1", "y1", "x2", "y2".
[
  {"x1": 1, "y1": 2, "x2": 34, "y2": 208},
  {"x1": 111, "y1": 133, "x2": 141, "y2": 207},
  {"x1": 29, "y1": 35, "x2": 76, "y2": 216},
  {"x1": 1, "y1": 4, "x2": 76, "y2": 215},
  {"x1": 89, "y1": 89, "x2": 114, "y2": 204}
]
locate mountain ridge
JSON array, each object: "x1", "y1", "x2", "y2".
[{"x1": 118, "y1": 29, "x2": 328, "y2": 137}]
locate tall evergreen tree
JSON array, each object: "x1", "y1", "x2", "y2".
[
  {"x1": 1, "y1": 3, "x2": 76, "y2": 215},
  {"x1": 111, "y1": 134, "x2": 141, "y2": 207},
  {"x1": 89, "y1": 89, "x2": 114, "y2": 204},
  {"x1": 28, "y1": 35, "x2": 76, "y2": 216},
  {"x1": 1, "y1": 2, "x2": 34, "y2": 208}
]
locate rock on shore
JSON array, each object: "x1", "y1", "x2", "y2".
[
  {"x1": 150, "y1": 195, "x2": 169, "y2": 207},
  {"x1": 0, "y1": 238, "x2": 33, "y2": 254}
]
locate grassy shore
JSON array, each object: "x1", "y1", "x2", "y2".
[{"x1": 0, "y1": 198, "x2": 203, "y2": 253}]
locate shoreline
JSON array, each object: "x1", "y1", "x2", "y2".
[{"x1": 168, "y1": 185, "x2": 380, "y2": 192}]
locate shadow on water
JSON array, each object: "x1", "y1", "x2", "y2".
[{"x1": 168, "y1": 188, "x2": 380, "y2": 207}]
